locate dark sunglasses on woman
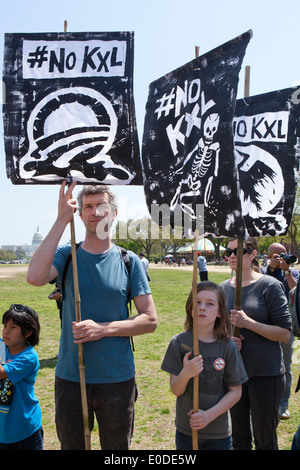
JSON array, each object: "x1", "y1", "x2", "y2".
[{"x1": 226, "y1": 247, "x2": 251, "y2": 257}]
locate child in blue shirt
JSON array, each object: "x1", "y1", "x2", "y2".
[{"x1": 0, "y1": 304, "x2": 42, "y2": 450}]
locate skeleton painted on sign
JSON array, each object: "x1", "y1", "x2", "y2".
[{"x1": 170, "y1": 112, "x2": 220, "y2": 218}]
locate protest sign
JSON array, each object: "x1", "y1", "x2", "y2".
[
  {"x1": 234, "y1": 87, "x2": 300, "y2": 236},
  {"x1": 142, "y1": 31, "x2": 252, "y2": 238},
  {"x1": 3, "y1": 31, "x2": 141, "y2": 185}
]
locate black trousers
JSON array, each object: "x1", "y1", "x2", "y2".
[
  {"x1": 55, "y1": 376, "x2": 137, "y2": 450},
  {"x1": 230, "y1": 375, "x2": 284, "y2": 450},
  {"x1": 199, "y1": 271, "x2": 208, "y2": 281}
]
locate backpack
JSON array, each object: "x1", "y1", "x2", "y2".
[
  {"x1": 49, "y1": 243, "x2": 131, "y2": 323},
  {"x1": 288, "y1": 279, "x2": 300, "y2": 338}
]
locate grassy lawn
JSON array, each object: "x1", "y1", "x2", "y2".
[{"x1": 0, "y1": 265, "x2": 299, "y2": 450}]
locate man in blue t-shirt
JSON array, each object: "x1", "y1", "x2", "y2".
[{"x1": 27, "y1": 181, "x2": 157, "y2": 450}]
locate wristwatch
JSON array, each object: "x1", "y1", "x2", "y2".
[{"x1": 284, "y1": 269, "x2": 291, "y2": 275}]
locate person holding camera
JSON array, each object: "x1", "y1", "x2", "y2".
[
  {"x1": 262, "y1": 243, "x2": 298, "y2": 296},
  {"x1": 261, "y1": 243, "x2": 299, "y2": 421}
]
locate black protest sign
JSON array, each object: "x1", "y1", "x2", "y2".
[
  {"x1": 142, "y1": 31, "x2": 252, "y2": 238},
  {"x1": 3, "y1": 31, "x2": 142, "y2": 185},
  {"x1": 234, "y1": 87, "x2": 300, "y2": 236}
]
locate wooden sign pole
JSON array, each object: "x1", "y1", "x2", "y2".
[
  {"x1": 192, "y1": 229, "x2": 199, "y2": 450},
  {"x1": 233, "y1": 65, "x2": 250, "y2": 335},
  {"x1": 192, "y1": 45, "x2": 200, "y2": 451},
  {"x1": 64, "y1": 20, "x2": 91, "y2": 451},
  {"x1": 70, "y1": 217, "x2": 91, "y2": 450}
]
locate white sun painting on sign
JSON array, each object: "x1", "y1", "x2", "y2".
[{"x1": 18, "y1": 86, "x2": 134, "y2": 183}]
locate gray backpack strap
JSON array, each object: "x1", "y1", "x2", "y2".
[
  {"x1": 116, "y1": 245, "x2": 134, "y2": 351},
  {"x1": 116, "y1": 245, "x2": 131, "y2": 300}
]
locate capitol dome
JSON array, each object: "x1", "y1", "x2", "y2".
[{"x1": 32, "y1": 226, "x2": 44, "y2": 247}]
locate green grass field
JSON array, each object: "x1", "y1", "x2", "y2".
[{"x1": 0, "y1": 265, "x2": 299, "y2": 450}]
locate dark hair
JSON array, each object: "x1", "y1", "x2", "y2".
[
  {"x1": 244, "y1": 236, "x2": 258, "y2": 252},
  {"x1": 184, "y1": 281, "x2": 231, "y2": 342},
  {"x1": 2, "y1": 304, "x2": 40, "y2": 346},
  {"x1": 227, "y1": 236, "x2": 257, "y2": 252}
]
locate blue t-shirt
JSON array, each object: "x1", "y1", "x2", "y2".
[
  {"x1": 0, "y1": 345, "x2": 41, "y2": 444},
  {"x1": 197, "y1": 256, "x2": 207, "y2": 272},
  {"x1": 52, "y1": 243, "x2": 151, "y2": 384}
]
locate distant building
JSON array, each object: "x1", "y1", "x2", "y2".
[
  {"x1": 1, "y1": 226, "x2": 44, "y2": 257},
  {"x1": 31, "y1": 226, "x2": 44, "y2": 250}
]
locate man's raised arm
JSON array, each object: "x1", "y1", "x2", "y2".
[{"x1": 27, "y1": 181, "x2": 77, "y2": 286}]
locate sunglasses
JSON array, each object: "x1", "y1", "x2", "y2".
[
  {"x1": 10, "y1": 304, "x2": 31, "y2": 315},
  {"x1": 226, "y1": 248, "x2": 251, "y2": 257}
]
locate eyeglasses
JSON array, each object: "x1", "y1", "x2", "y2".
[
  {"x1": 226, "y1": 248, "x2": 251, "y2": 257},
  {"x1": 10, "y1": 304, "x2": 31, "y2": 314}
]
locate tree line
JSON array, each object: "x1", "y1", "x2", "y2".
[
  {"x1": 112, "y1": 214, "x2": 300, "y2": 263},
  {"x1": 0, "y1": 248, "x2": 27, "y2": 262}
]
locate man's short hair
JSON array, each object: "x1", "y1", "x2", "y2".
[{"x1": 77, "y1": 185, "x2": 118, "y2": 214}]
